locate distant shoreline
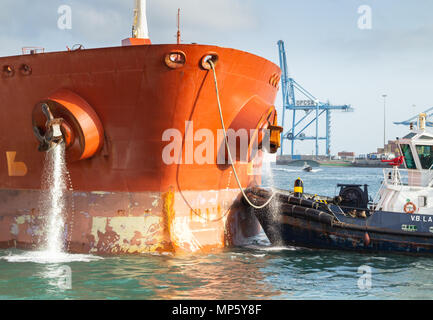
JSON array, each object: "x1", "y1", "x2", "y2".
[{"x1": 276, "y1": 156, "x2": 399, "y2": 168}]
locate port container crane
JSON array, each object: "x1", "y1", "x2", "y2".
[
  {"x1": 394, "y1": 107, "x2": 433, "y2": 128},
  {"x1": 278, "y1": 40, "x2": 353, "y2": 157}
]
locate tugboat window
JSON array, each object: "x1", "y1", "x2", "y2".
[
  {"x1": 400, "y1": 144, "x2": 416, "y2": 169},
  {"x1": 419, "y1": 135, "x2": 433, "y2": 140},
  {"x1": 403, "y1": 133, "x2": 417, "y2": 139},
  {"x1": 416, "y1": 145, "x2": 433, "y2": 169}
]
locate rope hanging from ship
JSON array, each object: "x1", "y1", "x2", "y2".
[
  {"x1": 173, "y1": 72, "x2": 232, "y2": 224},
  {"x1": 208, "y1": 60, "x2": 275, "y2": 210},
  {"x1": 65, "y1": 166, "x2": 76, "y2": 252}
]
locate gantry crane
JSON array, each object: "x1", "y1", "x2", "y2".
[
  {"x1": 278, "y1": 40, "x2": 353, "y2": 156},
  {"x1": 394, "y1": 107, "x2": 433, "y2": 128}
]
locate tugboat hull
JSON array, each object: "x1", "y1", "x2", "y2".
[
  {"x1": 247, "y1": 188, "x2": 433, "y2": 255},
  {"x1": 265, "y1": 214, "x2": 433, "y2": 255}
]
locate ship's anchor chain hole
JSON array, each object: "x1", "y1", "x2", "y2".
[
  {"x1": 33, "y1": 104, "x2": 74, "y2": 153},
  {"x1": 20, "y1": 64, "x2": 32, "y2": 76},
  {"x1": 201, "y1": 53, "x2": 218, "y2": 70},
  {"x1": 2, "y1": 65, "x2": 14, "y2": 78},
  {"x1": 164, "y1": 50, "x2": 186, "y2": 69},
  {"x1": 163, "y1": 52, "x2": 218, "y2": 70},
  {"x1": 33, "y1": 90, "x2": 105, "y2": 162}
]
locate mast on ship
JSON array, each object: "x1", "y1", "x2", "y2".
[
  {"x1": 177, "y1": 9, "x2": 181, "y2": 45},
  {"x1": 122, "y1": 0, "x2": 151, "y2": 46}
]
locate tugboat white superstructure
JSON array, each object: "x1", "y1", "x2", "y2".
[{"x1": 377, "y1": 113, "x2": 433, "y2": 215}]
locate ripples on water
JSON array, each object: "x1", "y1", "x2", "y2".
[{"x1": 1, "y1": 166, "x2": 432, "y2": 299}]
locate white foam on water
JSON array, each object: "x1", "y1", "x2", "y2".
[
  {"x1": 259, "y1": 246, "x2": 298, "y2": 251},
  {"x1": 1, "y1": 251, "x2": 102, "y2": 264},
  {"x1": 244, "y1": 244, "x2": 298, "y2": 252},
  {"x1": 273, "y1": 168, "x2": 300, "y2": 173}
]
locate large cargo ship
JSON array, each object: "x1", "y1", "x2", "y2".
[{"x1": 0, "y1": 1, "x2": 282, "y2": 254}]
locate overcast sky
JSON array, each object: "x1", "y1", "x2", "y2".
[{"x1": 1, "y1": 0, "x2": 432, "y2": 155}]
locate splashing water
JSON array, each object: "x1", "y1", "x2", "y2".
[
  {"x1": 41, "y1": 143, "x2": 68, "y2": 254},
  {"x1": 261, "y1": 152, "x2": 283, "y2": 245},
  {"x1": 1, "y1": 142, "x2": 102, "y2": 264},
  {"x1": 261, "y1": 152, "x2": 276, "y2": 188},
  {"x1": 1, "y1": 250, "x2": 102, "y2": 264}
]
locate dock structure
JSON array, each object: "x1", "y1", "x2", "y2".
[{"x1": 278, "y1": 40, "x2": 353, "y2": 157}]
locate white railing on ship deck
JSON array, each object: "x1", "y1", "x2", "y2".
[{"x1": 383, "y1": 168, "x2": 433, "y2": 187}]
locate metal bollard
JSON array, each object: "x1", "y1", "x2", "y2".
[{"x1": 294, "y1": 178, "x2": 303, "y2": 198}]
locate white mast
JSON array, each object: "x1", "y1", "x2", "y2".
[{"x1": 132, "y1": 0, "x2": 150, "y2": 39}]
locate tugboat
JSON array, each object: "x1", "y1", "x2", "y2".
[
  {"x1": 301, "y1": 162, "x2": 313, "y2": 172},
  {"x1": 245, "y1": 114, "x2": 433, "y2": 255}
]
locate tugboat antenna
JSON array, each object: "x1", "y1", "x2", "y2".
[{"x1": 177, "y1": 8, "x2": 181, "y2": 44}]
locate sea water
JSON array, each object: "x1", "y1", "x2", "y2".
[{"x1": 1, "y1": 165, "x2": 433, "y2": 299}]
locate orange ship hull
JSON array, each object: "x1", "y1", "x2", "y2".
[{"x1": 0, "y1": 44, "x2": 281, "y2": 254}]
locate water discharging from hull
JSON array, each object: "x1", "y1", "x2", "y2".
[
  {"x1": 41, "y1": 143, "x2": 67, "y2": 254},
  {"x1": 262, "y1": 153, "x2": 276, "y2": 188},
  {"x1": 261, "y1": 153, "x2": 283, "y2": 245},
  {"x1": 1, "y1": 142, "x2": 102, "y2": 263}
]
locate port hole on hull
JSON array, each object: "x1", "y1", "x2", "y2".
[
  {"x1": 2, "y1": 65, "x2": 14, "y2": 77},
  {"x1": 201, "y1": 54, "x2": 219, "y2": 70},
  {"x1": 165, "y1": 51, "x2": 186, "y2": 69},
  {"x1": 20, "y1": 64, "x2": 32, "y2": 76}
]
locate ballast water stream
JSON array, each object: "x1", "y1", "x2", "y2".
[
  {"x1": 41, "y1": 143, "x2": 67, "y2": 254},
  {"x1": 1, "y1": 143, "x2": 101, "y2": 264},
  {"x1": 260, "y1": 153, "x2": 283, "y2": 246}
]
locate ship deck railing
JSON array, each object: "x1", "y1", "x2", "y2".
[
  {"x1": 382, "y1": 167, "x2": 433, "y2": 188},
  {"x1": 22, "y1": 47, "x2": 45, "y2": 55}
]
